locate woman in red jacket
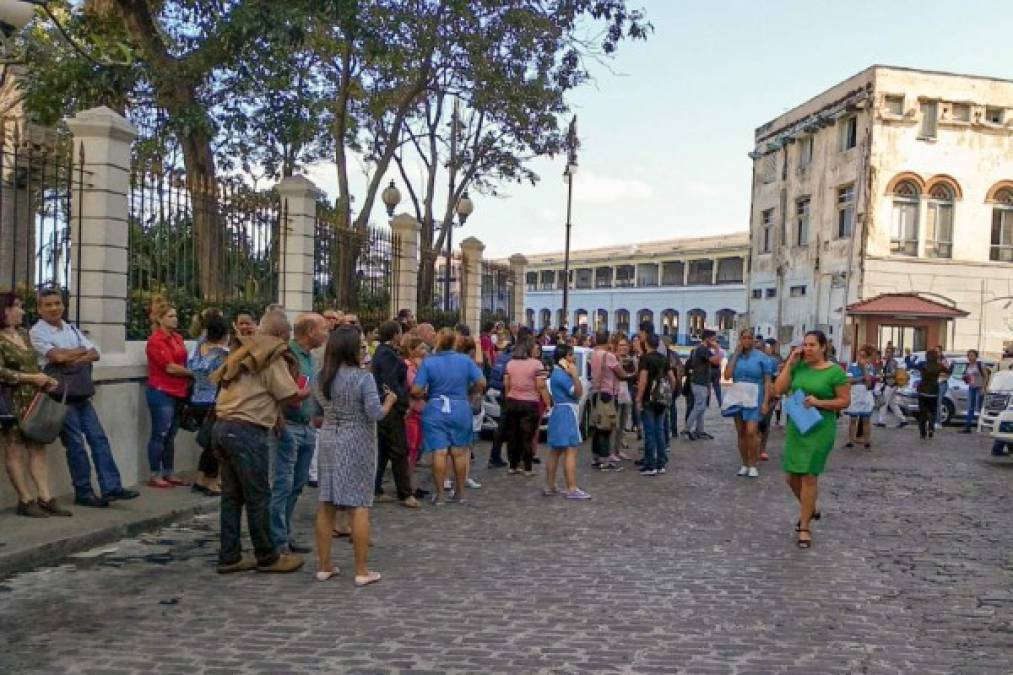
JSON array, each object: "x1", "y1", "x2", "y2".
[{"x1": 145, "y1": 298, "x2": 193, "y2": 488}]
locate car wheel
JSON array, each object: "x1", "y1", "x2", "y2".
[{"x1": 941, "y1": 399, "x2": 955, "y2": 425}]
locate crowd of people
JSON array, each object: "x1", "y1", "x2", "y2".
[{"x1": 0, "y1": 288, "x2": 1005, "y2": 577}]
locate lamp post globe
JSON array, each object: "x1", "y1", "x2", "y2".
[
  {"x1": 456, "y1": 191, "x2": 474, "y2": 224},
  {"x1": 381, "y1": 179, "x2": 401, "y2": 217}
]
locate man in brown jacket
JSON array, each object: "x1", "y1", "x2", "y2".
[{"x1": 212, "y1": 311, "x2": 304, "y2": 574}]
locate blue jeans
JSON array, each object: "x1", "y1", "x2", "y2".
[
  {"x1": 145, "y1": 387, "x2": 180, "y2": 476},
  {"x1": 687, "y1": 384, "x2": 709, "y2": 434},
  {"x1": 711, "y1": 378, "x2": 723, "y2": 407},
  {"x1": 937, "y1": 380, "x2": 948, "y2": 423},
  {"x1": 964, "y1": 387, "x2": 982, "y2": 430},
  {"x1": 213, "y1": 420, "x2": 277, "y2": 567},
  {"x1": 270, "y1": 423, "x2": 317, "y2": 550},
  {"x1": 667, "y1": 397, "x2": 679, "y2": 438},
  {"x1": 641, "y1": 405, "x2": 668, "y2": 470},
  {"x1": 60, "y1": 399, "x2": 123, "y2": 499}
]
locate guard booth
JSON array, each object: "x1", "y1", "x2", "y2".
[{"x1": 845, "y1": 293, "x2": 968, "y2": 352}]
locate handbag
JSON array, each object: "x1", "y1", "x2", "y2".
[
  {"x1": 20, "y1": 385, "x2": 68, "y2": 444},
  {"x1": 194, "y1": 384, "x2": 222, "y2": 449},
  {"x1": 590, "y1": 351, "x2": 618, "y2": 431},
  {"x1": 43, "y1": 325, "x2": 96, "y2": 401}
]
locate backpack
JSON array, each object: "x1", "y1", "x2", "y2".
[
  {"x1": 489, "y1": 347, "x2": 512, "y2": 392},
  {"x1": 648, "y1": 360, "x2": 673, "y2": 408}
]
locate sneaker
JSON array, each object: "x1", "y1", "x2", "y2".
[
  {"x1": 698, "y1": 432, "x2": 714, "y2": 440},
  {"x1": 542, "y1": 487, "x2": 561, "y2": 497},
  {"x1": 656, "y1": 467, "x2": 667, "y2": 475},
  {"x1": 447, "y1": 494, "x2": 466, "y2": 504},
  {"x1": 736, "y1": 466, "x2": 749, "y2": 477},
  {"x1": 604, "y1": 454, "x2": 623, "y2": 464},
  {"x1": 443, "y1": 479, "x2": 453, "y2": 489},
  {"x1": 104, "y1": 489, "x2": 140, "y2": 501},
  {"x1": 74, "y1": 494, "x2": 109, "y2": 508},
  {"x1": 216, "y1": 556, "x2": 257, "y2": 574},
  {"x1": 747, "y1": 467, "x2": 759, "y2": 478},
  {"x1": 256, "y1": 553, "x2": 304, "y2": 573},
  {"x1": 373, "y1": 493, "x2": 395, "y2": 504},
  {"x1": 639, "y1": 467, "x2": 657, "y2": 476},
  {"x1": 465, "y1": 477, "x2": 482, "y2": 489},
  {"x1": 565, "y1": 488, "x2": 592, "y2": 500},
  {"x1": 758, "y1": 452, "x2": 769, "y2": 461},
  {"x1": 400, "y1": 496, "x2": 421, "y2": 509}
]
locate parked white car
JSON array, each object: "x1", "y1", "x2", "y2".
[{"x1": 482, "y1": 346, "x2": 593, "y2": 438}]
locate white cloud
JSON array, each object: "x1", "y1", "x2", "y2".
[
  {"x1": 573, "y1": 171, "x2": 656, "y2": 204},
  {"x1": 686, "y1": 180, "x2": 724, "y2": 198}
]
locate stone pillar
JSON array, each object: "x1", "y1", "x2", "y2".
[
  {"x1": 459, "y1": 236, "x2": 485, "y2": 333},
  {"x1": 66, "y1": 106, "x2": 137, "y2": 354},
  {"x1": 711, "y1": 258, "x2": 720, "y2": 285},
  {"x1": 508, "y1": 253, "x2": 527, "y2": 325},
  {"x1": 391, "y1": 213, "x2": 421, "y2": 318},
  {"x1": 276, "y1": 175, "x2": 318, "y2": 320}
]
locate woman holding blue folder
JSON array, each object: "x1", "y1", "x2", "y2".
[{"x1": 771, "y1": 330, "x2": 850, "y2": 549}]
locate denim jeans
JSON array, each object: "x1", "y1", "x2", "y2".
[
  {"x1": 60, "y1": 399, "x2": 123, "y2": 499},
  {"x1": 687, "y1": 384, "x2": 710, "y2": 434},
  {"x1": 936, "y1": 380, "x2": 948, "y2": 423},
  {"x1": 145, "y1": 387, "x2": 180, "y2": 476},
  {"x1": 667, "y1": 397, "x2": 679, "y2": 438},
  {"x1": 641, "y1": 405, "x2": 668, "y2": 470},
  {"x1": 214, "y1": 420, "x2": 278, "y2": 567},
  {"x1": 711, "y1": 378, "x2": 723, "y2": 407},
  {"x1": 269, "y1": 422, "x2": 317, "y2": 551},
  {"x1": 964, "y1": 387, "x2": 982, "y2": 430}
]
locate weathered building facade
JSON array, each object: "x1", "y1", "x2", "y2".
[
  {"x1": 747, "y1": 65, "x2": 1013, "y2": 358},
  {"x1": 523, "y1": 233, "x2": 748, "y2": 343}
]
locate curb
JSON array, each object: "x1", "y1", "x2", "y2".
[{"x1": 0, "y1": 498, "x2": 220, "y2": 580}]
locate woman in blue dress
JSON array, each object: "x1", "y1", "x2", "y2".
[
  {"x1": 723, "y1": 330, "x2": 774, "y2": 479},
  {"x1": 186, "y1": 310, "x2": 230, "y2": 496},
  {"x1": 411, "y1": 328, "x2": 485, "y2": 505},
  {"x1": 545, "y1": 344, "x2": 591, "y2": 500},
  {"x1": 845, "y1": 346, "x2": 875, "y2": 449}
]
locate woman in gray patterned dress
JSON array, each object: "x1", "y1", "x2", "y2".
[{"x1": 313, "y1": 327, "x2": 396, "y2": 586}]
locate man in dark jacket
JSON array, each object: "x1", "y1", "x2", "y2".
[
  {"x1": 372, "y1": 321, "x2": 419, "y2": 508},
  {"x1": 486, "y1": 343, "x2": 513, "y2": 468}
]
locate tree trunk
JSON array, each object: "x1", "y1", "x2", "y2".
[{"x1": 179, "y1": 123, "x2": 226, "y2": 301}]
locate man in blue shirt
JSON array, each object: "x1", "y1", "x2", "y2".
[{"x1": 30, "y1": 289, "x2": 139, "y2": 508}]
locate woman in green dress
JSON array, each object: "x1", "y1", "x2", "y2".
[
  {"x1": 0, "y1": 293, "x2": 69, "y2": 518},
  {"x1": 771, "y1": 330, "x2": 850, "y2": 548}
]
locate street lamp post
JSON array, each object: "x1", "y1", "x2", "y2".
[
  {"x1": 561, "y1": 115, "x2": 578, "y2": 332},
  {"x1": 444, "y1": 192, "x2": 473, "y2": 312}
]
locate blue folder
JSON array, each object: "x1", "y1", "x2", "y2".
[{"x1": 785, "y1": 390, "x2": 823, "y2": 435}]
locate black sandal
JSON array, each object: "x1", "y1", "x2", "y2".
[
  {"x1": 795, "y1": 510, "x2": 821, "y2": 531},
  {"x1": 797, "y1": 529, "x2": 812, "y2": 549}
]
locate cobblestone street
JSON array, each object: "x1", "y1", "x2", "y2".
[{"x1": 1, "y1": 410, "x2": 1010, "y2": 674}]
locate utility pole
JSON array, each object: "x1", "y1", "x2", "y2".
[{"x1": 562, "y1": 115, "x2": 578, "y2": 331}]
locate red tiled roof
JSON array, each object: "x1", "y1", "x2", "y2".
[{"x1": 846, "y1": 293, "x2": 968, "y2": 318}]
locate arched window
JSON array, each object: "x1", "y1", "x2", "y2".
[
  {"x1": 525, "y1": 308, "x2": 535, "y2": 329},
  {"x1": 595, "y1": 309, "x2": 609, "y2": 332},
  {"x1": 716, "y1": 309, "x2": 736, "y2": 331},
  {"x1": 891, "y1": 180, "x2": 920, "y2": 256},
  {"x1": 636, "y1": 308, "x2": 654, "y2": 331},
  {"x1": 615, "y1": 309, "x2": 630, "y2": 337},
  {"x1": 926, "y1": 183, "x2": 954, "y2": 258},
  {"x1": 991, "y1": 187, "x2": 1013, "y2": 262},
  {"x1": 575, "y1": 309, "x2": 589, "y2": 328},
  {"x1": 661, "y1": 309, "x2": 678, "y2": 337},
  {"x1": 539, "y1": 309, "x2": 551, "y2": 328},
  {"x1": 687, "y1": 309, "x2": 706, "y2": 339}
]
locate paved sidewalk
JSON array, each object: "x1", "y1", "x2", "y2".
[
  {"x1": 0, "y1": 475, "x2": 219, "y2": 578},
  {"x1": 0, "y1": 409, "x2": 1010, "y2": 673}
]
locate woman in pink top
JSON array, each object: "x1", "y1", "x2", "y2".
[
  {"x1": 503, "y1": 336, "x2": 551, "y2": 475},
  {"x1": 401, "y1": 335, "x2": 427, "y2": 472}
]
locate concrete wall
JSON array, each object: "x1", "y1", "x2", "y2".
[{"x1": 0, "y1": 341, "x2": 202, "y2": 505}]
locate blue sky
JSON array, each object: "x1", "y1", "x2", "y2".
[{"x1": 311, "y1": 0, "x2": 1013, "y2": 259}]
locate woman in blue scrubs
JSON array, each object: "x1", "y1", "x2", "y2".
[{"x1": 723, "y1": 330, "x2": 774, "y2": 479}]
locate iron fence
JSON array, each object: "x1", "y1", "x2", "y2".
[
  {"x1": 481, "y1": 260, "x2": 514, "y2": 325},
  {"x1": 127, "y1": 163, "x2": 282, "y2": 339},
  {"x1": 0, "y1": 119, "x2": 83, "y2": 325},
  {"x1": 417, "y1": 251, "x2": 461, "y2": 329},
  {"x1": 313, "y1": 210, "x2": 400, "y2": 332}
]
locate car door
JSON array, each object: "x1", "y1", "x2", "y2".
[{"x1": 948, "y1": 362, "x2": 968, "y2": 414}]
